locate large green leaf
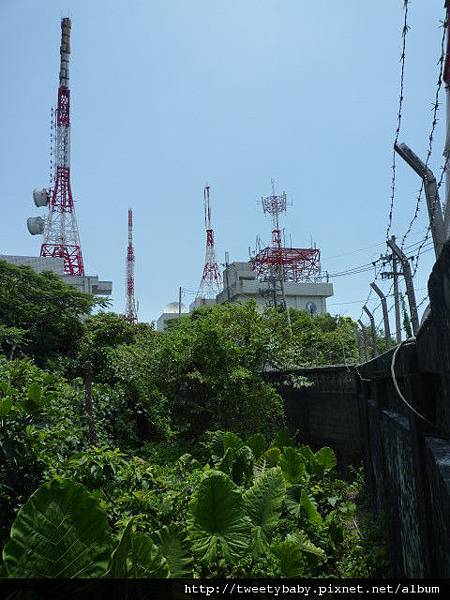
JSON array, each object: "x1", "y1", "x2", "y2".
[
  {"x1": 272, "y1": 535, "x2": 305, "y2": 578},
  {"x1": 207, "y1": 431, "x2": 243, "y2": 465},
  {"x1": 187, "y1": 471, "x2": 250, "y2": 563},
  {"x1": 244, "y1": 467, "x2": 285, "y2": 554},
  {"x1": 279, "y1": 447, "x2": 305, "y2": 485},
  {"x1": 2, "y1": 479, "x2": 113, "y2": 578},
  {"x1": 299, "y1": 445, "x2": 316, "y2": 474},
  {"x1": 108, "y1": 521, "x2": 133, "y2": 578},
  {"x1": 272, "y1": 532, "x2": 325, "y2": 577},
  {"x1": 285, "y1": 484, "x2": 303, "y2": 518},
  {"x1": 231, "y1": 446, "x2": 254, "y2": 486},
  {"x1": 291, "y1": 531, "x2": 326, "y2": 560},
  {"x1": 300, "y1": 490, "x2": 323, "y2": 525},
  {"x1": 262, "y1": 447, "x2": 281, "y2": 467},
  {"x1": 247, "y1": 433, "x2": 267, "y2": 460},
  {"x1": 152, "y1": 525, "x2": 193, "y2": 577},
  {"x1": 315, "y1": 447, "x2": 337, "y2": 474},
  {"x1": 126, "y1": 533, "x2": 169, "y2": 578}
]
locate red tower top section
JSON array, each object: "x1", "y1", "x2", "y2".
[
  {"x1": 251, "y1": 183, "x2": 321, "y2": 282},
  {"x1": 40, "y1": 18, "x2": 85, "y2": 276}
]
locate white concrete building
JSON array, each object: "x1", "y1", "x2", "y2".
[
  {"x1": 156, "y1": 301, "x2": 188, "y2": 331},
  {"x1": 216, "y1": 261, "x2": 333, "y2": 314},
  {"x1": 0, "y1": 255, "x2": 112, "y2": 296}
]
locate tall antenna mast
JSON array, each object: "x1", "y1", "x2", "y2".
[
  {"x1": 125, "y1": 209, "x2": 138, "y2": 323},
  {"x1": 196, "y1": 184, "x2": 222, "y2": 299},
  {"x1": 29, "y1": 18, "x2": 85, "y2": 275}
]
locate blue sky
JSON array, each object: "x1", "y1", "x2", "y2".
[{"x1": 0, "y1": 0, "x2": 446, "y2": 326}]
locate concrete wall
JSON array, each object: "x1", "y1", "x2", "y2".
[
  {"x1": 270, "y1": 243, "x2": 450, "y2": 576},
  {"x1": 268, "y1": 365, "x2": 362, "y2": 467}
]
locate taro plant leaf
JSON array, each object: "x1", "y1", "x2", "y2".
[
  {"x1": 290, "y1": 531, "x2": 326, "y2": 567},
  {"x1": 285, "y1": 484, "x2": 303, "y2": 518},
  {"x1": 108, "y1": 520, "x2": 133, "y2": 578},
  {"x1": 177, "y1": 453, "x2": 201, "y2": 475},
  {"x1": 273, "y1": 428, "x2": 295, "y2": 449},
  {"x1": 25, "y1": 382, "x2": 44, "y2": 412},
  {"x1": 271, "y1": 535, "x2": 305, "y2": 578},
  {"x1": 231, "y1": 446, "x2": 254, "y2": 486},
  {"x1": 218, "y1": 446, "x2": 237, "y2": 475},
  {"x1": 244, "y1": 467, "x2": 285, "y2": 555},
  {"x1": 2, "y1": 479, "x2": 113, "y2": 578},
  {"x1": 299, "y1": 445, "x2": 316, "y2": 474},
  {"x1": 262, "y1": 447, "x2": 281, "y2": 467},
  {"x1": 187, "y1": 471, "x2": 250, "y2": 564},
  {"x1": 247, "y1": 433, "x2": 266, "y2": 460},
  {"x1": 207, "y1": 431, "x2": 243, "y2": 465},
  {"x1": 253, "y1": 458, "x2": 267, "y2": 481},
  {"x1": 300, "y1": 490, "x2": 323, "y2": 526},
  {"x1": 315, "y1": 447, "x2": 337, "y2": 474},
  {"x1": 152, "y1": 525, "x2": 193, "y2": 578},
  {"x1": 279, "y1": 447, "x2": 305, "y2": 485},
  {"x1": 126, "y1": 533, "x2": 169, "y2": 578}
]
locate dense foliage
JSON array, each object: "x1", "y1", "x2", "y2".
[
  {"x1": 1, "y1": 430, "x2": 387, "y2": 578},
  {"x1": 0, "y1": 264, "x2": 388, "y2": 578}
]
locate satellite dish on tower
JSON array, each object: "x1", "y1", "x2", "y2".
[
  {"x1": 27, "y1": 216, "x2": 45, "y2": 235},
  {"x1": 33, "y1": 189, "x2": 49, "y2": 207}
]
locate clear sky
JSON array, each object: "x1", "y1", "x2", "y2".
[{"x1": 0, "y1": 0, "x2": 446, "y2": 327}]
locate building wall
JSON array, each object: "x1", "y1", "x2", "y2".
[
  {"x1": 217, "y1": 261, "x2": 333, "y2": 313},
  {"x1": 0, "y1": 254, "x2": 65, "y2": 275},
  {"x1": 0, "y1": 255, "x2": 112, "y2": 296}
]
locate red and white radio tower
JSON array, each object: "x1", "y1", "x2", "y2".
[
  {"x1": 30, "y1": 18, "x2": 85, "y2": 275},
  {"x1": 251, "y1": 181, "x2": 321, "y2": 282},
  {"x1": 125, "y1": 209, "x2": 138, "y2": 323},
  {"x1": 196, "y1": 184, "x2": 222, "y2": 299}
]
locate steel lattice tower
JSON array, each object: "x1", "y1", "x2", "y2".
[
  {"x1": 125, "y1": 209, "x2": 138, "y2": 323},
  {"x1": 251, "y1": 182, "x2": 321, "y2": 283},
  {"x1": 39, "y1": 18, "x2": 85, "y2": 275},
  {"x1": 196, "y1": 185, "x2": 222, "y2": 299}
]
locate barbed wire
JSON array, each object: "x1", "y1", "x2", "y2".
[
  {"x1": 387, "y1": 0, "x2": 410, "y2": 240},
  {"x1": 400, "y1": 13, "x2": 447, "y2": 250},
  {"x1": 416, "y1": 294, "x2": 430, "y2": 310}
]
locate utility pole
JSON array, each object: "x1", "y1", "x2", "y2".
[
  {"x1": 178, "y1": 286, "x2": 182, "y2": 317},
  {"x1": 380, "y1": 236, "x2": 402, "y2": 343},
  {"x1": 387, "y1": 237, "x2": 419, "y2": 335},
  {"x1": 357, "y1": 320, "x2": 369, "y2": 362},
  {"x1": 363, "y1": 305, "x2": 378, "y2": 358},
  {"x1": 370, "y1": 282, "x2": 392, "y2": 350},
  {"x1": 392, "y1": 248, "x2": 401, "y2": 344}
]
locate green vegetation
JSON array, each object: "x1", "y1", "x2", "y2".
[{"x1": 0, "y1": 260, "x2": 388, "y2": 578}]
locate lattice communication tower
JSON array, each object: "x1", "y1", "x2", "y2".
[
  {"x1": 27, "y1": 18, "x2": 85, "y2": 275},
  {"x1": 251, "y1": 183, "x2": 321, "y2": 282},
  {"x1": 125, "y1": 209, "x2": 138, "y2": 323},
  {"x1": 196, "y1": 184, "x2": 222, "y2": 299}
]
